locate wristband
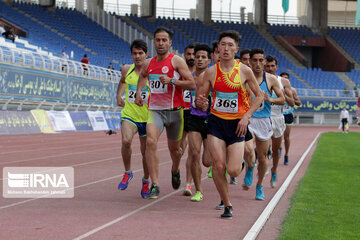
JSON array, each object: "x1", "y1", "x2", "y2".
[{"x1": 170, "y1": 78, "x2": 176, "y2": 86}]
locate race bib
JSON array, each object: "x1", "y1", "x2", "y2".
[
  {"x1": 283, "y1": 104, "x2": 292, "y2": 112},
  {"x1": 183, "y1": 90, "x2": 191, "y2": 103},
  {"x1": 128, "y1": 84, "x2": 149, "y2": 104},
  {"x1": 213, "y1": 91, "x2": 238, "y2": 113},
  {"x1": 191, "y1": 91, "x2": 196, "y2": 108},
  {"x1": 149, "y1": 74, "x2": 168, "y2": 94}
]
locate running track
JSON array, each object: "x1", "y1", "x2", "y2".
[{"x1": 0, "y1": 126, "x2": 358, "y2": 240}]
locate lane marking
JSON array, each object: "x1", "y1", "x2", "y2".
[
  {"x1": 243, "y1": 133, "x2": 321, "y2": 240},
  {"x1": 73, "y1": 173, "x2": 205, "y2": 240},
  {"x1": 0, "y1": 139, "x2": 167, "y2": 165}
]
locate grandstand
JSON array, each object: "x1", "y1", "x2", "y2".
[{"x1": 1, "y1": 0, "x2": 360, "y2": 131}]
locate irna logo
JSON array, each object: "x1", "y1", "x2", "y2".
[
  {"x1": 3, "y1": 167, "x2": 74, "y2": 198},
  {"x1": 7, "y1": 172, "x2": 69, "y2": 188}
]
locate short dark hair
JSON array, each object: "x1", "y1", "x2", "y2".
[
  {"x1": 280, "y1": 72, "x2": 290, "y2": 78},
  {"x1": 130, "y1": 39, "x2": 148, "y2": 53},
  {"x1": 218, "y1": 30, "x2": 242, "y2": 45},
  {"x1": 184, "y1": 44, "x2": 195, "y2": 53},
  {"x1": 154, "y1": 27, "x2": 174, "y2": 39},
  {"x1": 84, "y1": 54, "x2": 87, "y2": 58},
  {"x1": 240, "y1": 49, "x2": 251, "y2": 58},
  {"x1": 265, "y1": 55, "x2": 278, "y2": 65},
  {"x1": 211, "y1": 41, "x2": 218, "y2": 53},
  {"x1": 194, "y1": 43, "x2": 212, "y2": 59},
  {"x1": 250, "y1": 48, "x2": 265, "y2": 58}
]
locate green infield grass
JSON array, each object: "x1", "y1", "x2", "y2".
[{"x1": 278, "y1": 132, "x2": 360, "y2": 240}]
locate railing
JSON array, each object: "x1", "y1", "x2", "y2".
[
  {"x1": 13, "y1": 0, "x2": 360, "y2": 29},
  {"x1": 296, "y1": 88, "x2": 358, "y2": 98},
  {"x1": 328, "y1": 17, "x2": 360, "y2": 28},
  {"x1": 0, "y1": 45, "x2": 121, "y2": 83}
]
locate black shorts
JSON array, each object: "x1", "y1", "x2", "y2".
[
  {"x1": 207, "y1": 114, "x2": 245, "y2": 146},
  {"x1": 183, "y1": 109, "x2": 191, "y2": 132},
  {"x1": 188, "y1": 114, "x2": 208, "y2": 140},
  {"x1": 284, "y1": 113, "x2": 294, "y2": 125},
  {"x1": 245, "y1": 126, "x2": 253, "y2": 142}
]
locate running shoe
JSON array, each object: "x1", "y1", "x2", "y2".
[
  {"x1": 141, "y1": 178, "x2": 151, "y2": 199},
  {"x1": 148, "y1": 184, "x2": 160, "y2": 199},
  {"x1": 171, "y1": 170, "x2": 181, "y2": 190},
  {"x1": 221, "y1": 206, "x2": 233, "y2": 219},
  {"x1": 183, "y1": 183, "x2": 192, "y2": 196},
  {"x1": 255, "y1": 185, "x2": 265, "y2": 200},
  {"x1": 230, "y1": 177, "x2": 237, "y2": 185},
  {"x1": 208, "y1": 166, "x2": 212, "y2": 178},
  {"x1": 216, "y1": 200, "x2": 224, "y2": 210},
  {"x1": 284, "y1": 156, "x2": 289, "y2": 165},
  {"x1": 118, "y1": 171, "x2": 133, "y2": 190},
  {"x1": 270, "y1": 168, "x2": 277, "y2": 188},
  {"x1": 242, "y1": 164, "x2": 254, "y2": 190},
  {"x1": 279, "y1": 147, "x2": 283, "y2": 158},
  {"x1": 190, "y1": 191, "x2": 203, "y2": 202}
]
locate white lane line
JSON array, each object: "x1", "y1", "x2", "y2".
[
  {"x1": 73, "y1": 173, "x2": 205, "y2": 240},
  {"x1": 0, "y1": 146, "x2": 119, "y2": 165},
  {"x1": 243, "y1": 133, "x2": 321, "y2": 240},
  {"x1": 0, "y1": 139, "x2": 167, "y2": 165},
  {"x1": 0, "y1": 140, "x2": 118, "y2": 155},
  {"x1": 0, "y1": 148, "x2": 172, "y2": 210}
]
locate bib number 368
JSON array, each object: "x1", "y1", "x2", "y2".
[{"x1": 213, "y1": 91, "x2": 238, "y2": 113}]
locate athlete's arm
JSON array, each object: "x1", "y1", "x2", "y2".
[
  {"x1": 265, "y1": 74, "x2": 285, "y2": 105},
  {"x1": 135, "y1": 60, "x2": 150, "y2": 106},
  {"x1": 292, "y1": 87, "x2": 301, "y2": 106},
  {"x1": 116, "y1": 65, "x2": 130, "y2": 107},
  {"x1": 195, "y1": 67, "x2": 215, "y2": 111},
  {"x1": 236, "y1": 66, "x2": 264, "y2": 137},
  {"x1": 159, "y1": 55, "x2": 195, "y2": 90},
  {"x1": 282, "y1": 78, "x2": 295, "y2": 107}
]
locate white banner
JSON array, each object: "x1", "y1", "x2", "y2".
[
  {"x1": 86, "y1": 111, "x2": 109, "y2": 131},
  {"x1": 46, "y1": 111, "x2": 76, "y2": 132}
]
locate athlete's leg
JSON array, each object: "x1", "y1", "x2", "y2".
[
  {"x1": 284, "y1": 125, "x2": 291, "y2": 157},
  {"x1": 121, "y1": 120, "x2": 138, "y2": 171},
  {"x1": 188, "y1": 131, "x2": 203, "y2": 193},
  {"x1": 145, "y1": 123, "x2": 161, "y2": 185},
  {"x1": 180, "y1": 115, "x2": 193, "y2": 189},
  {"x1": 255, "y1": 138, "x2": 270, "y2": 187},
  {"x1": 242, "y1": 138, "x2": 255, "y2": 190},
  {"x1": 226, "y1": 141, "x2": 245, "y2": 178},
  {"x1": 202, "y1": 138, "x2": 213, "y2": 167},
  {"x1": 167, "y1": 139, "x2": 183, "y2": 173},
  {"x1": 139, "y1": 135, "x2": 149, "y2": 179},
  {"x1": 208, "y1": 135, "x2": 229, "y2": 206},
  {"x1": 271, "y1": 135, "x2": 283, "y2": 174},
  {"x1": 244, "y1": 139, "x2": 255, "y2": 169}
]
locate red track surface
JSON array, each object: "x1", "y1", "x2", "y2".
[{"x1": 0, "y1": 126, "x2": 358, "y2": 240}]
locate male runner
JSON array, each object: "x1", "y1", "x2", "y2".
[
  {"x1": 116, "y1": 39, "x2": 150, "y2": 198},
  {"x1": 196, "y1": 31, "x2": 263, "y2": 219},
  {"x1": 280, "y1": 72, "x2": 301, "y2": 165},
  {"x1": 248, "y1": 48, "x2": 285, "y2": 200},
  {"x1": 135, "y1": 27, "x2": 195, "y2": 199},
  {"x1": 239, "y1": 49, "x2": 251, "y2": 67},
  {"x1": 264, "y1": 55, "x2": 294, "y2": 187},
  {"x1": 187, "y1": 43, "x2": 212, "y2": 202},
  {"x1": 181, "y1": 44, "x2": 195, "y2": 196}
]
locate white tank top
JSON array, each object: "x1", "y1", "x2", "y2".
[{"x1": 270, "y1": 76, "x2": 284, "y2": 117}]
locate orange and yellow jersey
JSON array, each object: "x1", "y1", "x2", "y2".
[{"x1": 210, "y1": 61, "x2": 250, "y2": 120}]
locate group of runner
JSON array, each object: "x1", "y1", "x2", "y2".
[{"x1": 116, "y1": 27, "x2": 301, "y2": 219}]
